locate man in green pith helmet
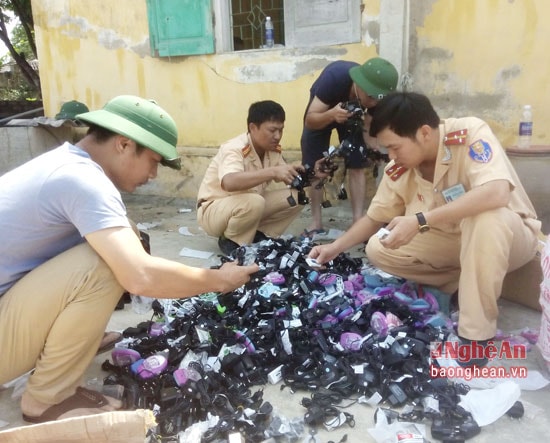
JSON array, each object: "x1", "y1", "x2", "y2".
[
  {"x1": 55, "y1": 100, "x2": 90, "y2": 120},
  {"x1": 300, "y1": 57, "x2": 399, "y2": 237},
  {"x1": 0, "y1": 95, "x2": 258, "y2": 424}
]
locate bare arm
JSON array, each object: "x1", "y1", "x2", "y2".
[
  {"x1": 85, "y1": 227, "x2": 258, "y2": 298},
  {"x1": 380, "y1": 179, "x2": 511, "y2": 249},
  {"x1": 221, "y1": 163, "x2": 303, "y2": 192},
  {"x1": 304, "y1": 96, "x2": 351, "y2": 130},
  {"x1": 309, "y1": 215, "x2": 384, "y2": 264}
]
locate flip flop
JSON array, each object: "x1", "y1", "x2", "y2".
[
  {"x1": 97, "y1": 331, "x2": 123, "y2": 355},
  {"x1": 22, "y1": 387, "x2": 111, "y2": 424},
  {"x1": 299, "y1": 228, "x2": 327, "y2": 240}
]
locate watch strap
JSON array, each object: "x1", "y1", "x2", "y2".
[{"x1": 415, "y1": 212, "x2": 430, "y2": 232}]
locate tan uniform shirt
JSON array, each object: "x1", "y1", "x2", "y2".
[
  {"x1": 197, "y1": 132, "x2": 286, "y2": 204},
  {"x1": 367, "y1": 117, "x2": 541, "y2": 235}
]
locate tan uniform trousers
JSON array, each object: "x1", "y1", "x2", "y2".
[
  {"x1": 198, "y1": 188, "x2": 303, "y2": 245},
  {"x1": 366, "y1": 207, "x2": 538, "y2": 340},
  {"x1": 0, "y1": 243, "x2": 123, "y2": 405}
]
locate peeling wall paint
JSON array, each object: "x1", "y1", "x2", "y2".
[
  {"x1": 32, "y1": 0, "x2": 550, "y2": 151},
  {"x1": 31, "y1": 0, "x2": 379, "y2": 149},
  {"x1": 410, "y1": 0, "x2": 550, "y2": 147}
]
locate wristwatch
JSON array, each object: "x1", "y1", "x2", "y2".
[{"x1": 415, "y1": 212, "x2": 430, "y2": 233}]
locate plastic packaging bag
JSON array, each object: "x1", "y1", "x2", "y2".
[{"x1": 538, "y1": 235, "x2": 550, "y2": 368}]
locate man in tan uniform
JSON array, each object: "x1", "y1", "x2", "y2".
[
  {"x1": 310, "y1": 92, "x2": 540, "y2": 357},
  {"x1": 197, "y1": 100, "x2": 327, "y2": 255}
]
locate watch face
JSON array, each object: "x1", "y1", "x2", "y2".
[{"x1": 419, "y1": 225, "x2": 430, "y2": 233}]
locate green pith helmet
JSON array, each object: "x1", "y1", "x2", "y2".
[
  {"x1": 76, "y1": 95, "x2": 181, "y2": 170},
  {"x1": 55, "y1": 100, "x2": 90, "y2": 120},
  {"x1": 349, "y1": 57, "x2": 399, "y2": 99}
]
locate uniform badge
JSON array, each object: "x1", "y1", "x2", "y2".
[
  {"x1": 468, "y1": 139, "x2": 492, "y2": 163},
  {"x1": 444, "y1": 129, "x2": 468, "y2": 145},
  {"x1": 385, "y1": 164, "x2": 407, "y2": 181},
  {"x1": 242, "y1": 144, "x2": 252, "y2": 157},
  {"x1": 442, "y1": 183, "x2": 466, "y2": 202}
]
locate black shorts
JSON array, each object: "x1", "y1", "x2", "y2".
[{"x1": 300, "y1": 125, "x2": 368, "y2": 170}]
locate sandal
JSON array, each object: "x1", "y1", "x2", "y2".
[
  {"x1": 22, "y1": 387, "x2": 112, "y2": 423},
  {"x1": 299, "y1": 228, "x2": 327, "y2": 241},
  {"x1": 97, "y1": 331, "x2": 123, "y2": 355}
]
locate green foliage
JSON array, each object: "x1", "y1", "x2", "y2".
[{"x1": 0, "y1": 0, "x2": 39, "y2": 100}]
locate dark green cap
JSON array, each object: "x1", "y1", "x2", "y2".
[
  {"x1": 77, "y1": 95, "x2": 181, "y2": 170},
  {"x1": 349, "y1": 57, "x2": 399, "y2": 99}
]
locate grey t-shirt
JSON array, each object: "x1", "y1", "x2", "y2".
[{"x1": 0, "y1": 142, "x2": 130, "y2": 295}]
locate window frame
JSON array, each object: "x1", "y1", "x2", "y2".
[{"x1": 148, "y1": 0, "x2": 362, "y2": 56}]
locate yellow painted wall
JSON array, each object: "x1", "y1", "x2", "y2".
[
  {"x1": 411, "y1": 0, "x2": 549, "y2": 147},
  {"x1": 32, "y1": 0, "x2": 550, "y2": 152},
  {"x1": 31, "y1": 0, "x2": 380, "y2": 151}
]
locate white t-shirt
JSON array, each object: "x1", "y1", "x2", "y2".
[{"x1": 0, "y1": 142, "x2": 130, "y2": 295}]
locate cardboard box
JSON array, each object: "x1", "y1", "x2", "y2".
[
  {"x1": 501, "y1": 253, "x2": 542, "y2": 311},
  {"x1": 0, "y1": 409, "x2": 155, "y2": 443}
]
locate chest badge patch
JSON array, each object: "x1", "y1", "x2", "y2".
[{"x1": 468, "y1": 139, "x2": 493, "y2": 163}]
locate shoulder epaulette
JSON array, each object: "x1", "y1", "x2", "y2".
[
  {"x1": 444, "y1": 129, "x2": 468, "y2": 145},
  {"x1": 242, "y1": 144, "x2": 252, "y2": 157},
  {"x1": 385, "y1": 164, "x2": 408, "y2": 181}
]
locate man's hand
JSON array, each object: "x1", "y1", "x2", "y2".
[
  {"x1": 308, "y1": 243, "x2": 340, "y2": 265},
  {"x1": 378, "y1": 215, "x2": 418, "y2": 249},
  {"x1": 272, "y1": 164, "x2": 303, "y2": 185},
  {"x1": 331, "y1": 102, "x2": 353, "y2": 124},
  {"x1": 218, "y1": 261, "x2": 259, "y2": 293},
  {"x1": 312, "y1": 157, "x2": 333, "y2": 179}
]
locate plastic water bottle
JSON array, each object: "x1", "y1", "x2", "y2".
[
  {"x1": 265, "y1": 16, "x2": 274, "y2": 48},
  {"x1": 518, "y1": 104, "x2": 533, "y2": 148}
]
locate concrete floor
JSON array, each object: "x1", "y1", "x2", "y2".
[{"x1": 1, "y1": 194, "x2": 549, "y2": 442}]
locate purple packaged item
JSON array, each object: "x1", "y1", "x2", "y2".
[
  {"x1": 264, "y1": 271, "x2": 285, "y2": 285},
  {"x1": 235, "y1": 330, "x2": 256, "y2": 353},
  {"x1": 374, "y1": 286, "x2": 395, "y2": 297},
  {"x1": 149, "y1": 322, "x2": 164, "y2": 337},
  {"x1": 137, "y1": 354, "x2": 168, "y2": 379},
  {"x1": 319, "y1": 273, "x2": 338, "y2": 286},
  {"x1": 337, "y1": 306, "x2": 354, "y2": 320},
  {"x1": 422, "y1": 291, "x2": 439, "y2": 312},
  {"x1": 343, "y1": 280, "x2": 355, "y2": 294},
  {"x1": 371, "y1": 311, "x2": 388, "y2": 336},
  {"x1": 347, "y1": 273, "x2": 364, "y2": 291},
  {"x1": 502, "y1": 335, "x2": 532, "y2": 352},
  {"x1": 385, "y1": 312, "x2": 402, "y2": 329},
  {"x1": 392, "y1": 290, "x2": 415, "y2": 305},
  {"x1": 340, "y1": 332, "x2": 363, "y2": 351},
  {"x1": 111, "y1": 348, "x2": 141, "y2": 366},
  {"x1": 173, "y1": 368, "x2": 189, "y2": 386},
  {"x1": 495, "y1": 329, "x2": 511, "y2": 340},
  {"x1": 520, "y1": 327, "x2": 539, "y2": 344}
]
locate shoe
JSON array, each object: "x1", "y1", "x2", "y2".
[
  {"x1": 253, "y1": 230, "x2": 269, "y2": 243},
  {"x1": 218, "y1": 235, "x2": 239, "y2": 256},
  {"x1": 22, "y1": 387, "x2": 120, "y2": 423},
  {"x1": 97, "y1": 331, "x2": 123, "y2": 355},
  {"x1": 299, "y1": 228, "x2": 327, "y2": 241},
  {"x1": 441, "y1": 336, "x2": 491, "y2": 368},
  {"x1": 115, "y1": 292, "x2": 131, "y2": 310}
]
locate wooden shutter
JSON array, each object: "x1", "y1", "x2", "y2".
[
  {"x1": 147, "y1": 0, "x2": 214, "y2": 56},
  {"x1": 284, "y1": 0, "x2": 361, "y2": 48}
]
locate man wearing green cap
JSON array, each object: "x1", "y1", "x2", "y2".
[
  {"x1": 0, "y1": 95, "x2": 258, "y2": 423},
  {"x1": 300, "y1": 57, "x2": 398, "y2": 237}
]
